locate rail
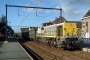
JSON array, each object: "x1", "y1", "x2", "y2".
[{"x1": 17, "y1": 39, "x2": 43, "y2": 60}]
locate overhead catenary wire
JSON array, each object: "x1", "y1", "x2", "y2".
[
  {"x1": 50, "y1": 0, "x2": 66, "y2": 7},
  {"x1": 35, "y1": 0, "x2": 46, "y2": 17},
  {"x1": 7, "y1": 0, "x2": 90, "y2": 34},
  {"x1": 20, "y1": 0, "x2": 36, "y2": 17},
  {"x1": 15, "y1": 1, "x2": 36, "y2": 32},
  {"x1": 17, "y1": 7, "x2": 26, "y2": 16},
  {"x1": 16, "y1": 0, "x2": 36, "y2": 28},
  {"x1": 63, "y1": 0, "x2": 81, "y2": 10},
  {"x1": 30, "y1": 0, "x2": 81, "y2": 25},
  {"x1": 8, "y1": 0, "x2": 88, "y2": 32},
  {"x1": 54, "y1": 0, "x2": 81, "y2": 18},
  {"x1": 16, "y1": 0, "x2": 64, "y2": 27},
  {"x1": 19, "y1": 0, "x2": 81, "y2": 26},
  {"x1": 17, "y1": 0, "x2": 43, "y2": 27},
  {"x1": 35, "y1": 0, "x2": 65, "y2": 17},
  {"x1": 30, "y1": 11, "x2": 59, "y2": 26},
  {"x1": 6, "y1": 0, "x2": 61, "y2": 32}
]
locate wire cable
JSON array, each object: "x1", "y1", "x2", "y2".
[
  {"x1": 16, "y1": 0, "x2": 37, "y2": 30},
  {"x1": 30, "y1": 11, "x2": 58, "y2": 26},
  {"x1": 30, "y1": 0, "x2": 82, "y2": 25},
  {"x1": 18, "y1": 0, "x2": 42, "y2": 26},
  {"x1": 63, "y1": 0, "x2": 81, "y2": 10},
  {"x1": 17, "y1": 0, "x2": 43, "y2": 29}
]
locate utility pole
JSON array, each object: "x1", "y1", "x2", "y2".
[
  {"x1": 60, "y1": 8, "x2": 62, "y2": 23},
  {"x1": 5, "y1": 4, "x2": 8, "y2": 42}
]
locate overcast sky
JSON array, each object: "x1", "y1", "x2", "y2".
[{"x1": 0, "y1": 0, "x2": 90, "y2": 32}]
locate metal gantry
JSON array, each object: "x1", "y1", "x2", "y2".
[{"x1": 5, "y1": 4, "x2": 62, "y2": 41}]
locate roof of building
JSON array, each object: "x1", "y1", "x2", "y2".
[
  {"x1": 46, "y1": 20, "x2": 53, "y2": 23},
  {"x1": 29, "y1": 26, "x2": 38, "y2": 30},
  {"x1": 53, "y1": 16, "x2": 67, "y2": 24},
  {"x1": 83, "y1": 9, "x2": 90, "y2": 18}
]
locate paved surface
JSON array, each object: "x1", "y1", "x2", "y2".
[{"x1": 0, "y1": 37, "x2": 33, "y2": 60}]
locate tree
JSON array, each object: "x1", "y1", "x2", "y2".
[
  {"x1": 7, "y1": 26, "x2": 14, "y2": 36},
  {"x1": 0, "y1": 15, "x2": 6, "y2": 23},
  {"x1": 0, "y1": 15, "x2": 6, "y2": 35},
  {"x1": 0, "y1": 15, "x2": 14, "y2": 36}
]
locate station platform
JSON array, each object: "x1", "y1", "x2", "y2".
[{"x1": 0, "y1": 37, "x2": 33, "y2": 60}]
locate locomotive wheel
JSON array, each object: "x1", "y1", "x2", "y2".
[
  {"x1": 46, "y1": 39, "x2": 50, "y2": 45},
  {"x1": 66, "y1": 45, "x2": 71, "y2": 49},
  {"x1": 54, "y1": 41, "x2": 57, "y2": 47},
  {"x1": 46, "y1": 40, "x2": 48, "y2": 44},
  {"x1": 51, "y1": 39, "x2": 55, "y2": 47},
  {"x1": 50, "y1": 40, "x2": 52, "y2": 46}
]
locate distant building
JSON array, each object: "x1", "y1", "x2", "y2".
[
  {"x1": 53, "y1": 16, "x2": 67, "y2": 24},
  {"x1": 53, "y1": 16, "x2": 81, "y2": 27},
  {"x1": 81, "y1": 10, "x2": 90, "y2": 38},
  {"x1": 29, "y1": 26, "x2": 38, "y2": 30},
  {"x1": 20, "y1": 28, "x2": 29, "y2": 32}
]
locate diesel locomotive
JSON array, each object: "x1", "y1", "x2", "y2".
[{"x1": 37, "y1": 21, "x2": 81, "y2": 49}]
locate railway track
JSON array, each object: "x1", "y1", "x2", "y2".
[
  {"x1": 25, "y1": 41, "x2": 90, "y2": 60},
  {"x1": 17, "y1": 39, "x2": 43, "y2": 60},
  {"x1": 25, "y1": 42, "x2": 59, "y2": 60}
]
